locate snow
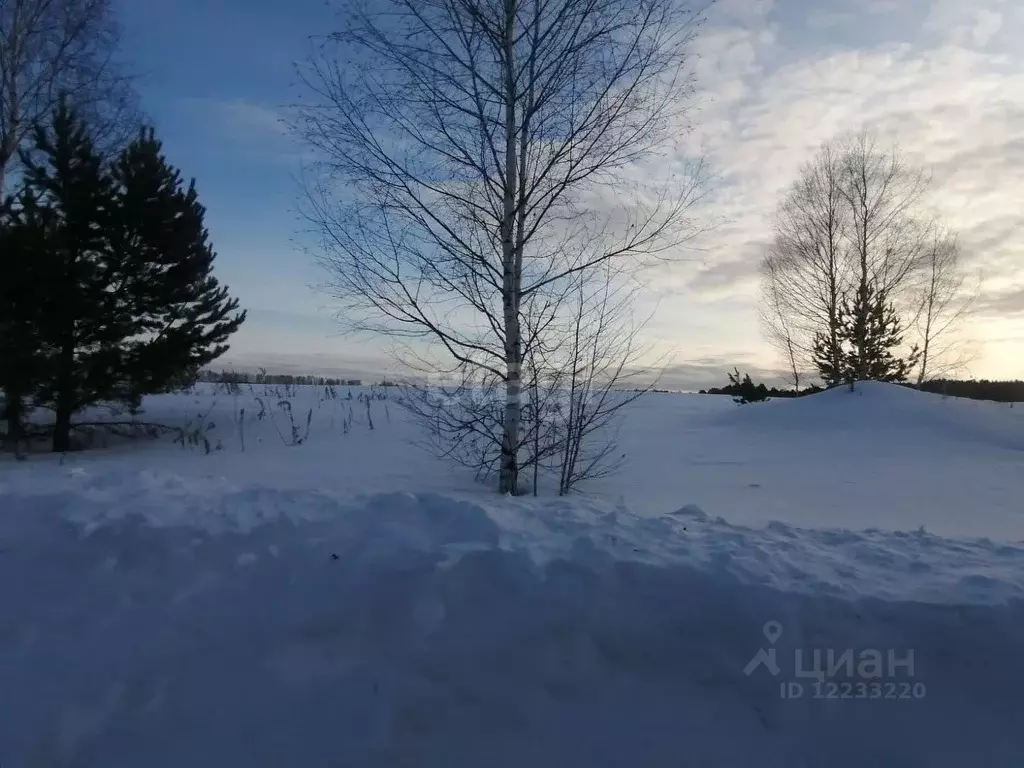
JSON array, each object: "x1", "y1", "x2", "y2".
[
  {"x1": 1, "y1": 381, "x2": 1023, "y2": 765},
  {"x1": 605, "y1": 381, "x2": 1024, "y2": 540}
]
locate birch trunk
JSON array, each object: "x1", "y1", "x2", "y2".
[{"x1": 498, "y1": 0, "x2": 521, "y2": 495}]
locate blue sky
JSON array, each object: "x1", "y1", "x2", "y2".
[
  {"x1": 113, "y1": 0, "x2": 1024, "y2": 389},
  {"x1": 113, "y1": 0, "x2": 359, "y2": 373}
]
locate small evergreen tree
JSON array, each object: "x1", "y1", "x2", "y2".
[
  {"x1": 811, "y1": 281, "x2": 918, "y2": 389},
  {"x1": 809, "y1": 306, "x2": 846, "y2": 389},
  {"x1": 727, "y1": 367, "x2": 770, "y2": 405},
  {"x1": 812, "y1": 326, "x2": 846, "y2": 388},
  {"x1": 840, "y1": 282, "x2": 918, "y2": 388}
]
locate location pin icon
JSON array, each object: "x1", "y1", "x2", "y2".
[{"x1": 763, "y1": 621, "x2": 783, "y2": 644}]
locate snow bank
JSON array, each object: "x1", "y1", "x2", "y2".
[
  {"x1": 703, "y1": 380, "x2": 1024, "y2": 451},
  {"x1": 607, "y1": 382, "x2": 1024, "y2": 540},
  {"x1": 2, "y1": 477, "x2": 1023, "y2": 766},
  {"x1": 3, "y1": 381, "x2": 1024, "y2": 763},
  {"x1": 6, "y1": 381, "x2": 1023, "y2": 539},
  {"x1": 6, "y1": 466, "x2": 1024, "y2": 603}
]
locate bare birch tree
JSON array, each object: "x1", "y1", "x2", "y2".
[
  {"x1": 296, "y1": 0, "x2": 704, "y2": 493},
  {"x1": 841, "y1": 133, "x2": 929, "y2": 297},
  {"x1": 839, "y1": 132, "x2": 929, "y2": 384},
  {"x1": 911, "y1": 228, "x2": 976, "y2": 383},
  {"x1": 760, "y1": 142, "x2": 847, "y2": 383},
  {"x1": 760, "y1": 238, "x2": 802, "y2": 391},
  {"x1": 761, "y1": 130, "x2": 938, "y2": 388},
  {"x1": 0, "y1": 0, "x2": 138, "y2": 196}
]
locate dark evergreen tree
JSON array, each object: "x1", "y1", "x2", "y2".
[
  {"x1": 811, "y1": 281, "x2": 918, "y2": 389},
  {"x1": 0, "y1": 190, "x2": 58, "y2": 452},
  {"x1": 809, "y1": 307, "x2": 845, "y2": 389},
  {"x1": 727, "y1": 367, "x2": 770, "y2": 405},
  {"x1": 840, "y1": 282, "x2": 918, "y2": 388},
  {"x1": 107, "y1": 127, "x2": 245, "y2": 400},
  {"x1": 18, "y1": 104, "x2": 125, "y2": 452},
  {"x1": 11, "y1": 104, "x2": 244, "y2": 452},
  {"x1": 812, "y1": 325, "x2": 846, "y2": 388}
]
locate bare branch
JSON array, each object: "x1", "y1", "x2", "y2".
[
  {"x1": 0, "y1": 0, "x2": 141, "y2": 194},
  {"x1": 910, "y1": 228, "x2": 978, "y2": 384}
]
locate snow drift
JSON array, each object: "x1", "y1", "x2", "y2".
[
  {"x1": 2, "y1": 381, "x2": 1023, "y2": 765},
  {"x1": 611, "y1": 382, "x2": 1024, "y2": 539},
  {"x1": 2, "y1": 474, "x2": 1023, "y2": 766}
]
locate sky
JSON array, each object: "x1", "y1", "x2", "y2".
[{"x1": 114, "y1": 0, "x2": 1023, "y2": 390}]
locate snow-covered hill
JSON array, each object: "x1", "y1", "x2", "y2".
[
  {"x1": 1, "y1": 381, "x2": 1022, "y2": 765},
  {"x1": 606, "y1": 381, "x2": 1024, "y2": 539}
]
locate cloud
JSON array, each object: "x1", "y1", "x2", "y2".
[
  {"x1": 683, "y1": 249, "x2": 765, "y2": 295},
  {"x1": 243, "y1": 307, "x2": 339, "y2": 333},
  {"x1": 216, "y1": 350, "x2": 395, "y2": 381},
  {"x1": 866, "y1": 0, "x2": 901, "y2": 13},
  {"x1": 974, "y1": 286, "x2": 1024, "y2": 317},
  {"x1": 628, "y1": 0, "x2": 1024, "y2": 379},
  {"x1": 215, "y1": 99, "x2": 288, "y2": 137},
  {"x1": 181, "y1": 97, "x2": 290, "y2": 144},
  {"x1": 923, "y1": 1, "x2": 1008, "y2": 50},
  {"x1": 806, "y1": 11, "x2": 855, "y2": 30},
  {"x1": 652, "y1": 359, "x2": 792, "y2": 391},
  {"x1": 971, "y1": 10, "x2": 1002, "y2": 47}
]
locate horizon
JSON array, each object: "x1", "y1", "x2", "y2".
[{"x1": 195, "y1": 362, "x2": 1024, "y2": 394}]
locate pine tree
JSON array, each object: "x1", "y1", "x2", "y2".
[
  {"x1": 0, "y1": 190, "x2": 58, "y2": 452},
  {"x1": 726, "y1": 367, "x2": 770, "y2": 405},
  {"x1": 19, "y1": 104, "x2": 125, "y2": 452},
  {"x1": 107, "y1": 128, "x2": 246, "y2": 400},
  {"x1": 812, "y1": 326, "x2": 846, "y2": 388},
  {"x1": 810, "y1": 306, "x2": 846, "y2": 389},
  {"x1": 11, "y1": 104, "x2": 245, "y2": 452},
  {"x1": 840, "y1": 282, "x2": 918, "y2": 387}
]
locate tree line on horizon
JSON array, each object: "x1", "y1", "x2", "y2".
[
  {"x1": 701, "y1": 375, "x2": 1024, "y2": 404},
  {"x1": 195, "y1": 369, "x2": 389, "y2": 387}
]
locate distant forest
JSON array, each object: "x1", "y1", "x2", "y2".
[
  {"x1": 700, "y1": 377, "x2": 1024, "y2": 403},
  {"x1": 196, "y1": 369, "x2": 402, "y2": 387}
]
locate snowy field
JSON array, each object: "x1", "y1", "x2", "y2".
[{"x1": 2, "y1": 381, "x2": 1024, "y2": 765}]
